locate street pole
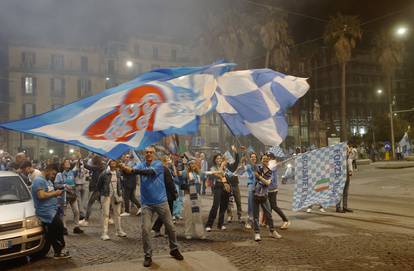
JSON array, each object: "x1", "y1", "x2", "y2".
[{"x1": 390, "y1": 103, "x2": 395, "y2": 159}]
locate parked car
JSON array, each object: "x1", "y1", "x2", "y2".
[{"x1": 0, "y1": 171, "x2": 50, "y2": 261}]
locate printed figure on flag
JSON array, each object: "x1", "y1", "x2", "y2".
[
  {"x1": 399, "y1": 132, "x2": 412, "y2": 158},
  {"x1": 268, "y1": 145, "x2": 286, "y2": 158},
  {"x1": 292, "y1": 143, "x2": 348, "y2": 211}
]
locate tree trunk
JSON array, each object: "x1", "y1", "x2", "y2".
[
  {"x1": 341, "y1": 62, "x2": 347, "y2": 142},
  {"x1": 265, "y1": 50, "x2": 270, "y2": 68}
]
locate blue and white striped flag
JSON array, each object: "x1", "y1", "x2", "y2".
[
  {"x1": 215, "y1": 69, "x2": 309, "y2": 146},
  {"x1": 268, "y1": 145, "x2": 286, "y2": 158},
  {"x1": 292, "y1": 143, "x2": 347, "y2": 211},
  {"x1": 0, "y1": 63, "x2": 234, "y2": 159}
]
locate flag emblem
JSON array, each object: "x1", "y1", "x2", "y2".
[
  {"x1": 84, "y1": 85, "x2": 166, "y2": 141},
  {"x1": 314, "y1": 178, "x2": 330, "y2": 192}
]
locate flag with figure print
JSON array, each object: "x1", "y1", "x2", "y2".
[
  {"x1": 292, "y1": 143, "x2": 348, "y2": 211},
  {"x1": 268, "y1": 145, "x2": 286, "y2": 158},
  {"x1": 399, "y1": 132, "x2": 412, "y2": 158},
  {"x1": 215, "y1": 69, "x2": 309, "y2": 146},
  {"x1": 0, "y1": 62, "x2": 234, "y2": 159}
]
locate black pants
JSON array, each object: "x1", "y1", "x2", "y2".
[
  {"x1": 336, "y1": 176, "x2": 350, "y2": 209},
  {"x1": 152, "y1": 199, "x2": 174, "y2": 232},
  {"x1": 85, "y1": 190, "x2": 100, "y2": 220},
  {"x1": 123, "y1": 186, "x2": 141, "y2": 213},
  {"x1": 227, "y1": 184, "x2": 242, "y2": 220},
  {"x1": 206, "y1": 184, "x2": 229, "y2": 228},
  {"x1": 268, "y1": 191, "x2": 288, "y2": 222},
  {"x1": 43, "y1": 214, "x2": 65, "y2": 254}
]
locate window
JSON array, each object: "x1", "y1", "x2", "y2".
[
  {"x1": 51, "y1": 54, "x2": 64, "y2": 70},
  {"x1": 81, "y1": 56, "x2": 88, "y2": 72},
  {"x1": 23, "y1": 103, "x2": 35, "y2": 117},
  {"x1": 300, "y1": 111, "x2": 308, "y2": 125},
  {"x1": 171, "y1": 49, "x2": 177, "y2": 61},
  {"x1": 22, "y1": 76, "x2": 36, "y2": 95},
  {"x1": 152, "y1": 46, "x2": 158, "y2": 59},
  {"x1": 134, "y1": 45, "x2": 140, "y2": 57},
  {"x1": 107, "y1": 59, "x2": 115, "y2": 74},
  {"x1": 22, "y1": 51, "x2": 36, "y2": 68},
  {"x1": 51, "y1": 78, "x2": 65, "y2": 97},
  {"x1": 78, "y1": 78, "x2": 92, "y2": 97}
]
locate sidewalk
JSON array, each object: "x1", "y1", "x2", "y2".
[{"x1": 70, "y1": 251, "x2": 238, "y2": 271}]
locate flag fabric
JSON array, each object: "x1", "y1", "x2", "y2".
[
  {"x1": 215, "y1": 69, "x2": 309, "y2": 146},
  {"x1": 399, "y1": 132, "x2": 412, "y2": 157},
  {"x1": 292, "y1": 143, "x2": 347, "y2": 211},
  {"x1": 268, "y1": 145, "x2": 286, "y2": 158},
  {"x1": 0, "y1": 63, "x2": 234, "y2": 159}
]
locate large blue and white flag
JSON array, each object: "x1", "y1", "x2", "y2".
[
  {"x1": 268, "y1": 145, "x2": 286, "y2": 158},
  {"x1": 0, "y1": 63, "x2": 234, "y2": 159},
  {"x1": 215, "y1": 69, "x2": 309, "y2": 146},
  {"x1": 292, "y1": 143, "x2": 347, "y2": 211},
  {"x1": 399, "y1": 132, "x2": 412, "y2": 157}
]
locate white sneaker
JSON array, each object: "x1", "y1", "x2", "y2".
[
  {"x1": 245, "y1": 223, "x2": 252, "y2": 229},
  {"x1": 306, "y1": 208, "x2": 312, "y2": 213},
  {"x1": 108, "y1": 218, "x2": 114, "y2": 225},
  {"x1": 280, "y1": 221, "x2": 291, "y2": 230},
  {"x1": 116, "y1": 231, "x2": 127, "y2": 237},
  {"x1": 227, "y1": 216, "x2": 233, "y2": 223},
  {"x1": 271, "y1": 230, "x2": 282, "y2": 239},
  {"x1": 319, "y1": 208, "x2": 326, "y2": 213},
  {"x1": 254, "y1": 233, "x2": 261, "y2": 241},
  {"x1": 120, "y1": 212, "x2": 130, "y2": 217},
  {"x1": 205, "y1": 227, "x2": 211, "y2": 232},
  {"x1": 220, "y1": 226, "x2": 226, "y2": 230},
  {"x1": 136, "y1": 208, "x2": 142, "y2": 216},
  {"x1": 185, "y1": 236, "x2": 192, "y2": 240},
  {"x1": 101, "y1": 234, "x2": 110, "y2": 241},
  {"x1": 79, "y1": 219, "x2": 89, "y2": 227}
]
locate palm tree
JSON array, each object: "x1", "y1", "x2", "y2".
[
  {"x1": 372, "y1": 29, "x2": 405, "y2": 158},
  {"x1": 259, "y1": 10, "x2": 293, "y2": 70},
  {"x1": 324, "y1": 14, "x2": 362, "y2": 141}
]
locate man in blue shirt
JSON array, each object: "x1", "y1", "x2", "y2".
[
  {"x1": 121, "y1": 146, "x2": 183, "y2": 268},
  {"x1": 31, "y1": 164, "x2": 70, "y2": 259}
]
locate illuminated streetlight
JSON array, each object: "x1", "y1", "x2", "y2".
[
  {"x1": 69, "y1": 148, "x2": 74, "y2": 154},
  {"x1": 376, "y1": 89, "x2": 383, "y2": 95},
  {"x1": 49, "y1": 149, "x2": 54, "y2": 154},
  {"x1": 105, "y1": 77, "x2": 110, "y2": 81},
  {"x1": 126, "y1": 60, "x2": 134, "y2": 68},
  {"x1": 395, "y1": 26, "x2": 408, "y2": 37}
]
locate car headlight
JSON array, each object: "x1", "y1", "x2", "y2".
[{"x1": 25, "y1": 216, "x2": 42, "y2": 229}]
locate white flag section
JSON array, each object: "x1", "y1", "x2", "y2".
[
  {"x1": 399, "y1": 132, "x2": 412, "y2": 158},
  {"x1": 292, "y1": 143, "x2": 347, "y2": 211}
]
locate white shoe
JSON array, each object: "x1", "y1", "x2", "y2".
[
  {"x1": 79, "y1": 219, "x2": 89, "y2": 227},
  {"x1": 254, "y1": 233, "x2": 261, "y2": 241},
  {"x1": 108, "y1": 218, "x2": 114, "y2": 225},
  {"x1": 120, "y1": 212, "x2": 130, "y2": 217},
  {"x1": 227, "y1": 216, "x2": 233, "y2": 223},
  {"x1": 271, "y1": 230, "x2": 282, "y2": 239},
  {"x1": 185, "y1": 236, "x2": 192, "y2": 240},
  {"x1": 116, "y1": 231, "x2": 127, "y2": 237},
  {"x1": 319, "y1": 208, "x2": 326, "y2": 213},
  {"x1": 245, "y1": 223, "x2": 252, "y2": 229},
  {"x1": 205, "y1": 227, "x2": 211, "y2": 232},
  {"x1": 280, "y1": 221, "x2": 291, "y2": 230},
  {"x1": 136, "y1": 208, "x2": 142, "y2": 216},
  {"x1": 306, "y1": 208, "x2": 312, "y2": 213},
  {"x1": 101, "y1": 234, "x2": 110, "y2": 241},
  {"x1": 220, "y1": 226, "x2": 226, "y2": 230}
]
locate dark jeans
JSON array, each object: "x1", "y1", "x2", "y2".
[
  {"x1": 43, "y1": 214, "x2": 65, "y2": 254},
  {"x1": 336, "y1": 176, "x2": 351, "y2": 209},
  {"x1": 352, "y1": 159, "x2": 357, "y2": 170},
  {"x1": 123, "y1": 186, "x2": 141, "y2": 213},
  {"x1": 253, "y1": 197, "x2": 274, "y2": 233},
  {"x1": 226, "y1": 184, "x2": 242, "y2": 220},
  {"x1": 85, "y1": 190, "x2": 100, "y2": 220},
  {"x1": 201, "y1": 176, "x2": 206, "y2": 195},
  {"x1": 206, "y1": 184, "x2": 229, "y2": 228},
  {"x1": 268, "y1": 191, "x2": 288, "y2": 222},
  {"x1": 152, "y1": 199, "x2": 174, "y2": 232}
]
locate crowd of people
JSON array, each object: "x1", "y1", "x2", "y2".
[{"x1": 0, "y1": 142, "x2": 358, "y2": 267}]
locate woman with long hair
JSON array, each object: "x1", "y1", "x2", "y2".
[{"x1": 205, "y1": 153, "x2": 231, "y2": 232}]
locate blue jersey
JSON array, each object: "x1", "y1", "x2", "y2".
[
  {"x1": 31, "y1": 176, "x2": 58, "y2": 223},
  {"x1": 135, "y1": 160, "x2": 167, "y2": 206}
]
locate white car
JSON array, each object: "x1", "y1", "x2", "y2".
[{"x1": 0, "y1": 171, "x2": 50, "y2": 261}]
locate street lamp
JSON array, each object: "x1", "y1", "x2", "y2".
[
  {"x1": 105, "y1": 77, "x2": 110, "y2": 81},
  {"x1": 395, "y1": 26, "x2": 408, "y2": 37},
  {"x1": 49, "y1": 149, "x2": 54, "y2": 155},
  {"x1": 126, "y1": 60, "x2": 134, "y2": 68},
  {"x1": 69, "y1": 148, "x2": 74, "y2": 154},
  {"x1": 376, "y1": 89, "x2": 383, "y2": 95}
]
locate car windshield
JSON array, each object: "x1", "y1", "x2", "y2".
[{"x1": 0, "y1": 176, "x2": 31, "y2": 204}]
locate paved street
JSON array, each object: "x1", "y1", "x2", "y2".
[{"x1": 2, "y1": 164, "x2": 414, "y2": 271}]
